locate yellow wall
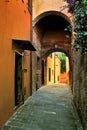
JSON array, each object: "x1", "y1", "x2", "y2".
[
  {"x1": 0, "y1": 0, "x2": 31, "y2": 127},
  {"x1": 47, "y1": 53, "x2": 54, "y2": 85},
  {"x1": 54, "y1": 55, "x2": 61, "y2": 83},
  {"x1": 45, "y1": 53, "x2": 61, "y2": 85}
]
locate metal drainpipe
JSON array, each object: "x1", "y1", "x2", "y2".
[
  {"x1": 30, "y1": 0, "x2": 33, "y2": 96},
  {"x1": 30, "y1": 51, "x2": 32, "y2": 96}
]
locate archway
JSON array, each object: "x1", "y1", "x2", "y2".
[
  {"x1": 32, "y1": 11, "x2": 72, "y2": 89},
  {"x1": 33, "y1": 11, "x2": 71, "y2": 26},
  {"x1": 33, "y1": 11, "x2": 71, "y2": 55},
  {"x1": 41, "y1": 48, "x2": 71, "y2": 86}
]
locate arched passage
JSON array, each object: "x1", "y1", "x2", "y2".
[
  {"x1": 33, "y1": 11, "x2": 71, "y2": 55},
  {"x1": 33, "y1": 11, "x2": 71, "y2": 26},
  {"x1": 41, "y1": 48, "x2": 71, "y2": 86},
  {"x1": 32, "y1": 11, "x2": 72, "y2": 89},
  {"x1": 42, "y1": 48, "x2": 70, "y2": 59}
]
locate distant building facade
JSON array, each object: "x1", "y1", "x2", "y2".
[
  {"x1": 44, "y1": 53, "x2": 61, "y2": 85},
  {"x1": 54, "y1": 54, "x2": 61, "y2": 84}
]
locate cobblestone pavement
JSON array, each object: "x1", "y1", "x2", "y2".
[{"x1": 1, "y1": 84, "x2": 83, "y2": 130}]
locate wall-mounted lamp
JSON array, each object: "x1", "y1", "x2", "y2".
[
  {"x1": 54, "y1": 44, "x2": 58, "y2": 48},
  {"x1": 22, "y1": 52, "x2": 24, "y2": 57}
]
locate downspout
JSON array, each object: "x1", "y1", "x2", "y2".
[
  {"x1": 30, "y1": 51, "x2": 32, "y2": 96},
  {"x1": 30, "y1": 0, "x2": 33, "y2": 96}
]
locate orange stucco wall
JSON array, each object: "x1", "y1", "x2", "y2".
[
  {"x1": 47, "y1": 54, "x2": 54, "y2": 85},
  {"x1": 54, "y1": 55, "x2": 61, "y2": 83},
  {"x1": 0, "y1": 0, "x2": 31, "y2": 127},
  {"x1": 45, "y1": 53, "x2": 61, "y2": 85}
]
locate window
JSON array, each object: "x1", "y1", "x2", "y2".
[
  {"x1": 28, "y1": 0, "x2": 31, "y2": 8},
  {"x1": 49, "y1": 68, "x2": 51, "y2": 81},
  {"x1": 21, "y1": 0, "x2": 31, "y2": 12},
  {"x1": 37, "y1": 57, "x2": 40, "y2": 70},
  {"x1": 28, "y1": 0, "x2": 32, "y2": 12}
]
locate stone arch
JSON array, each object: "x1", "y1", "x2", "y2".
[
  {"x1": 41, "y1": 48, "x2": 72, "y2": 86},
  {"x1": 33, "y1": 11, "x2": 71, "y2": 27},
  {"x1": 42, "y1": 48, "x2": 70, "y2": 59},
  {"x1": 42, "y1": 48, "x2": 71, "y2": 71},
  {"x1": 33, "y1": 10, "x2": 72, "y2": 68},
  {"x1": 33, "y1": 10, "x2": 72, "y2": 87},
  {"x1": 33, "y1": 10, "x2": 72, "y2": 56}
]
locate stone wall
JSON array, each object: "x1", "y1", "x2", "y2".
[
  {"x1": 73, "y1": 50, "x2": 87, "y2": 129},
  {"x1": 31, "y1": 51, "x2": 42, "y2": 94},
  {"x1": 32, "y1": 25, "x2": 42, "y2": 94}
]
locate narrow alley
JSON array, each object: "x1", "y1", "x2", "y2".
[{"x1": 1, "y1": 84, "x2": 83, "y2": 130}]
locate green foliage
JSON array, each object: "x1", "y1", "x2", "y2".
[
  {"x1": 61, "y1": 59, "x2": 66, "y2": 73},
  {"x1": 59, "y1": 53, "x2": 66, "y2": 73},
  {"x1": 72, "y1": 1, "x2": 87, "y2": 54},
  {"x1": 82, "y1": 0, "x2": 87, "y2": 4},
  {"x1": 59, "y1": 53, "x2": 66, "y2": 60},
  {"x1": 64, "y1": 0, "x2": 87, "y2": 54}
]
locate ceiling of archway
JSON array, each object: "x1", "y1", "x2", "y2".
[
  {"x1": 36, "y1": 14, "x2": 69, "y2": 30},
  {"x1": 35, "y1": 14, "x2": 70, "y2": 39}
]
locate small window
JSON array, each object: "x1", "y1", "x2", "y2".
[
  {"x1": 28, "y1": 0, "x2": 32, "y2": 12},
  {"x1": 49, "y1": 68, "x2": 51, "y2": 81},
  {"x1": 37, "y1": 57, "x2": 40, "y2": 70}
]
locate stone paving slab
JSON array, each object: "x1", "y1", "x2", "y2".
[{"x1": 1, "y1": 84, "x2": 83, "y2": 130}]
